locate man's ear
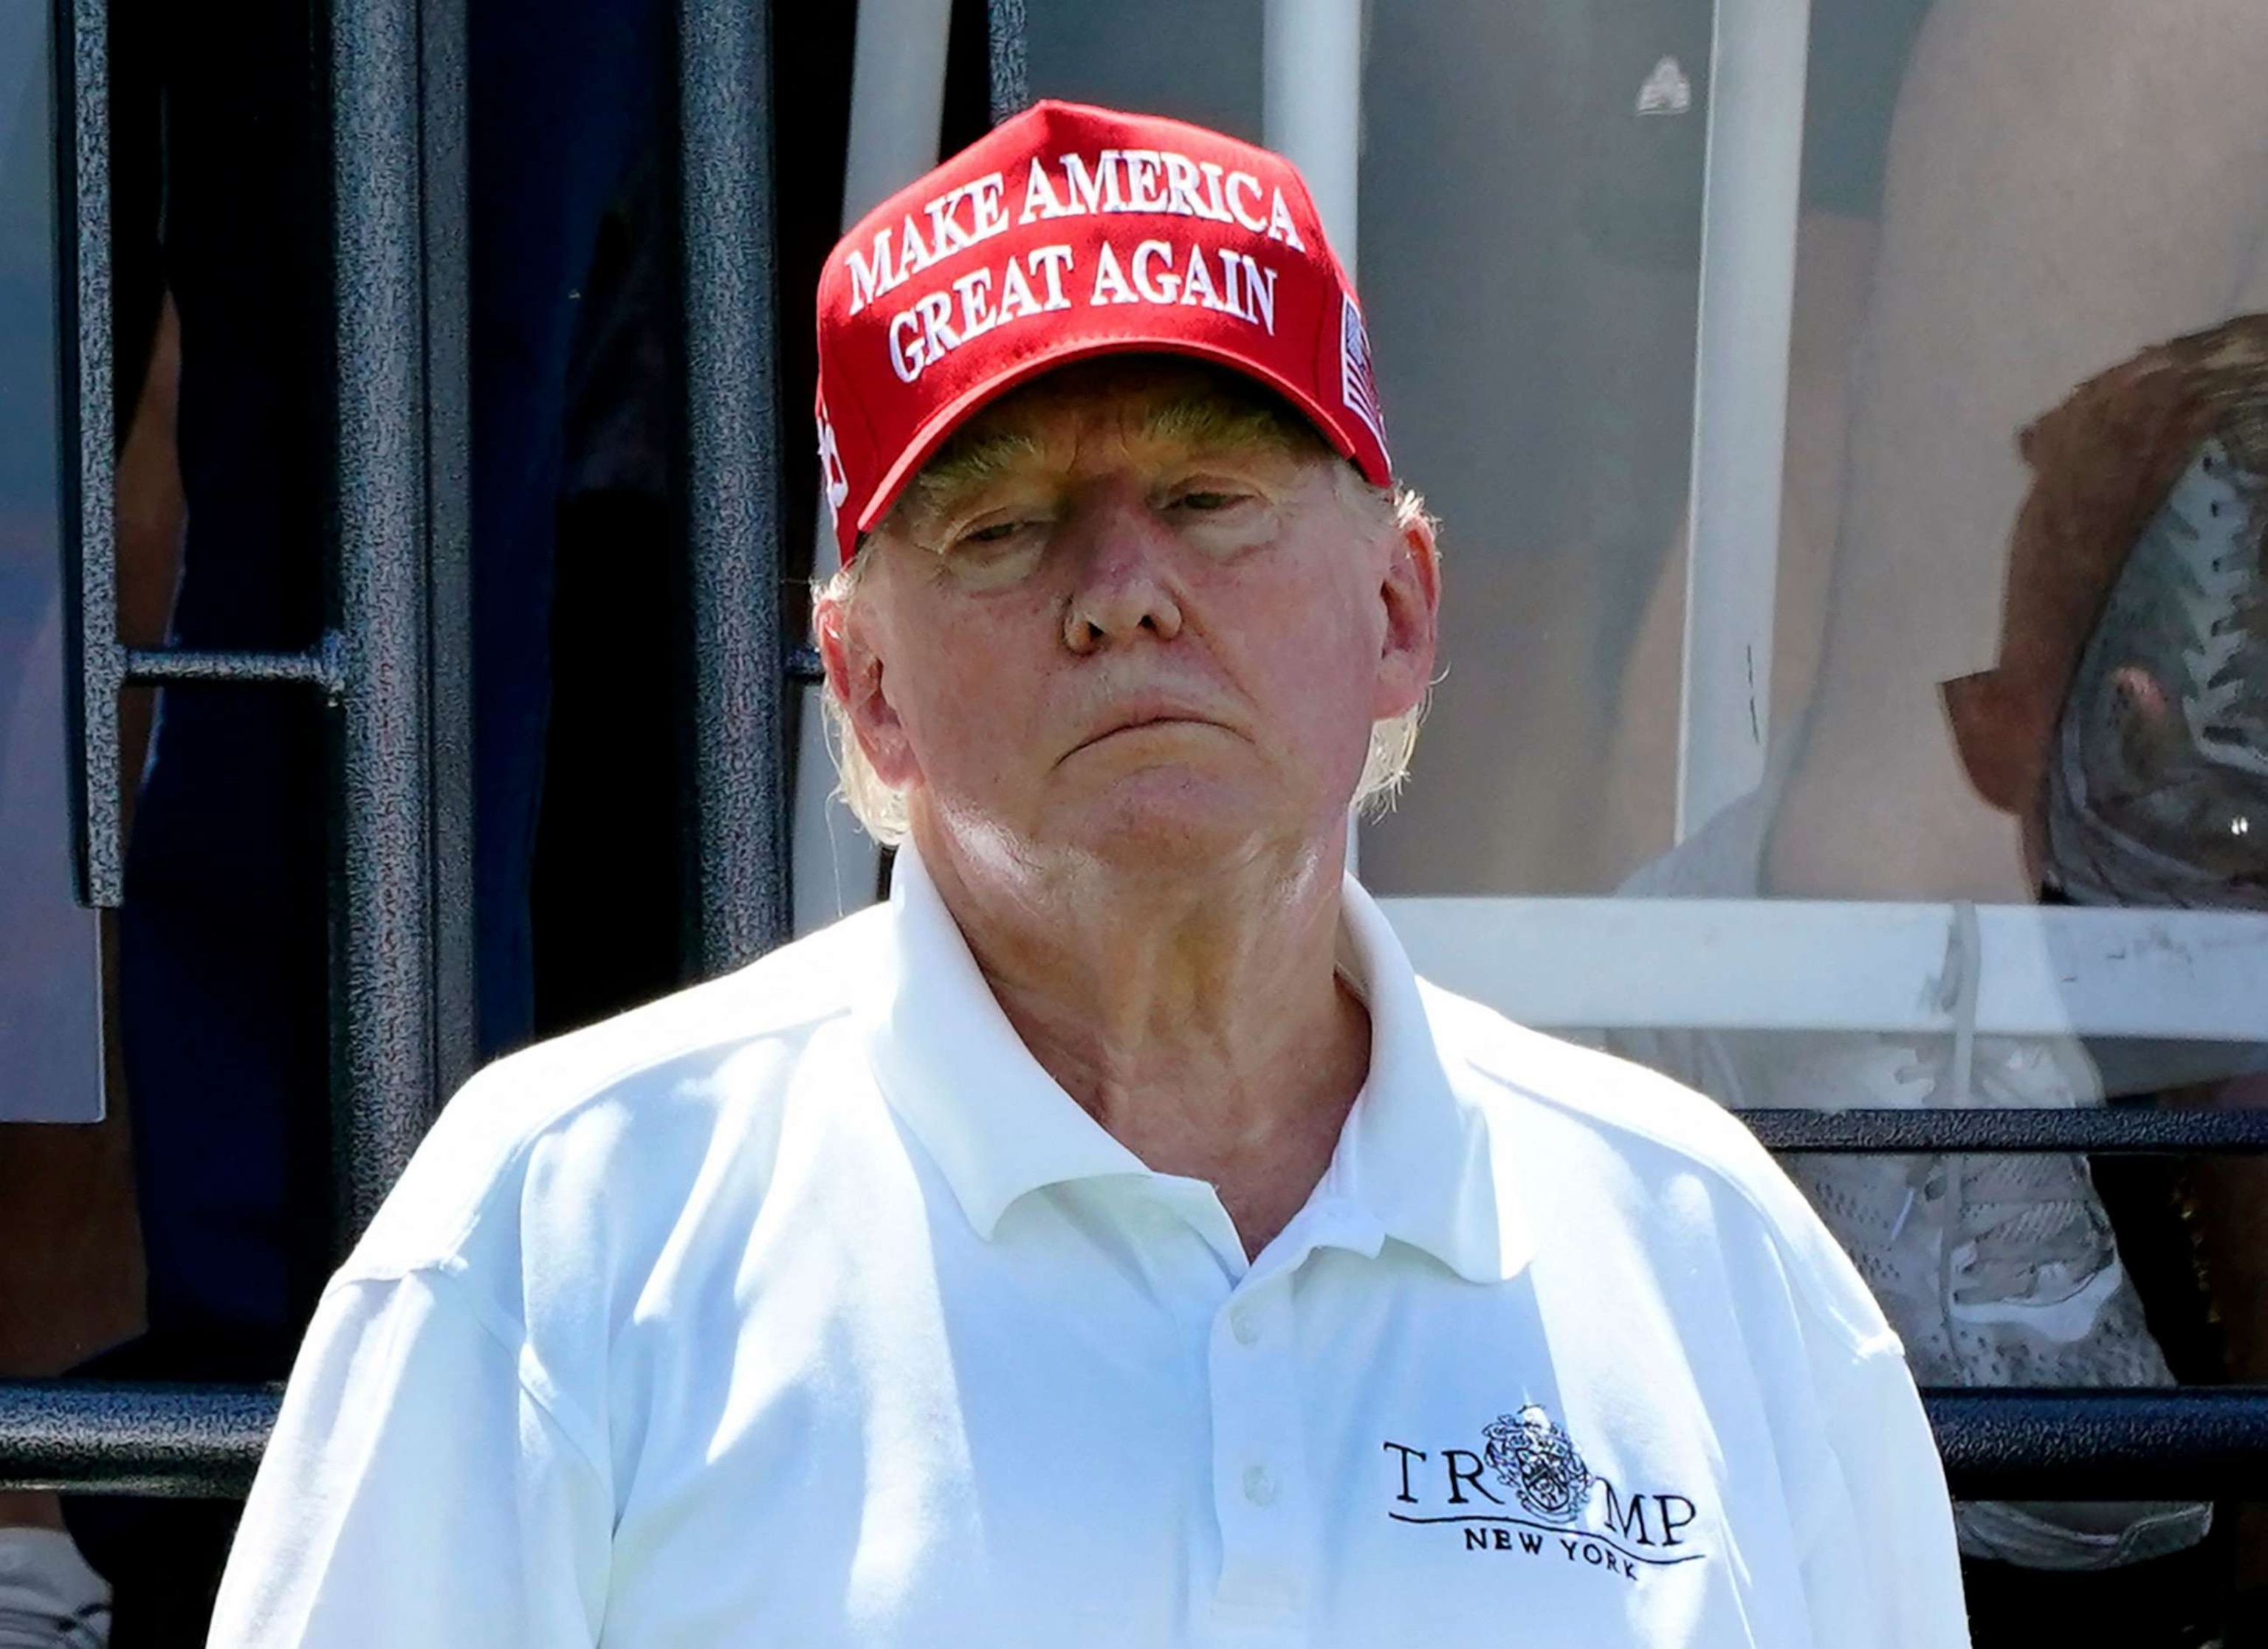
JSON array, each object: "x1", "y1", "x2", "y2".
[
  {"x1": 814, "y1": 578, "x2": 922, "y2": 788},
  {"x1": 1372, "y1": 508, "x2": 1440, "y2": 720}
]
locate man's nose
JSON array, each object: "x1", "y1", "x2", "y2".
[{"x1": 1061, "y1": 493, "x2": 1185, "y2": 653}]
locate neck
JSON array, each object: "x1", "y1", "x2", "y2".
[{"x1": 914, "y1": 822, "x2": 1372, "y2": 1257}]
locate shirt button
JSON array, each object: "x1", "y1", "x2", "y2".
[
  {"x1": 1243, "y1": 1464, "x2": 1276, "y2": 1507},
  {"x1": 1231, "y1": 1307, "x2": 1260, "y2": 1346}
]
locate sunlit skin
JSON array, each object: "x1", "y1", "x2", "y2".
[{"x1": 816, "y1": 359, "x2": 1440, "y2": 1254}]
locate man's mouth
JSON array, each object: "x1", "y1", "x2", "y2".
[{"x1": 1067, "y1": 703, "x2": 1225, "y2": 757}]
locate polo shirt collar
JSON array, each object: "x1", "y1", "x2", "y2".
[
  {"x1": 856, "y1": 843, "x2": 1529, "y2": 1284},
  {"x1": 1324, "y1": 876, "x2": 1532, "y2": 1284},
  {"x1": 858, "y1": 845, "x2": 1149, "y2": 1241}
]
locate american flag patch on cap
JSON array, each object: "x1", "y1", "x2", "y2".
[{"x1": 1340, "y1": 295, "x2": 1387, "y2": 456}]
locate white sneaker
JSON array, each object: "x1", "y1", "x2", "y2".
[
  {"x1": 0, "y1": 1529, "x2": 111, "y2": 1648},
  {"x1": 1764, "y1": 1031, "x2": 2213, "y2": 1570},
  {"x1": 2046, "y1": 435, "x2": 2268, "y2": 914}
]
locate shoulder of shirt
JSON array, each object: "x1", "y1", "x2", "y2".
[
  {"x1": 337, "y1": 904, "x2": 888, "y2": 1284},
  {"x1": 1416, "y1": 977, "x2": 1900, "y2": 1362}
]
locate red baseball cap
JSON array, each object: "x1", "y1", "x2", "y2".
[{"x1": 814, "y1": 99, "x2": 1392, "y2": 567}]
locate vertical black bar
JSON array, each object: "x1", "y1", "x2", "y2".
[
  {"x1": 61, "y1": 0, "x2": 123, "y2": 909},
  {"x1": 986, "y1": 0, "x2": 1030, "y2": 125},
  {"x1": 331, "y1": 0, "x2": 440, "y2": 1238},
  {"x1": 419, "y1": 0, "x2": 477, "y2": 1101},
  {"x1": 678, "y1": 0, "x2": 791, "y2": 974}
]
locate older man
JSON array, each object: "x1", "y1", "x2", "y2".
[{"x1": 207, "y1": 102, "x2": 1965, "y2": 1646}]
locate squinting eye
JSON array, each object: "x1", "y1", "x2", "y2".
[
  {"x1": 1173, "y1": 490, "x2": 1247, "y2": 513},
  {"x1": 940, "y1": 516, "x2": 1048, "y2": 585}
]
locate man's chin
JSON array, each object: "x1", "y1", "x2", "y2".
[
  {"x1": 923, "y1": 768, "x2": 1336, "y2": 882},
  {"x1": 1043, "y1": 773, "x2": 1279, "y2": 870}
]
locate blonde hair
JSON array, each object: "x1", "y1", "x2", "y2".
[{"x1": 817, "y1": 436, "x2": 1434, "y2": 848}]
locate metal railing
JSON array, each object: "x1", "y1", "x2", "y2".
[
  {"x1": 23, "y1": 0, "x2": 472, "y2": 1484},
  {"x1": 678, "y1": 0, "x2": 791, "y2": 974},
  {"x1": 10, "y1": 0, "x2": 2268, "y2": 1529}
]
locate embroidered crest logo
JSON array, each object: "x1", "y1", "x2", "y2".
[
  {"x1": 1381, "y1": 1411, "x2": 1707, "y2": 1577},
  {"x1": 1483, "y1": 1405, "x2": 1594, "y2": 1524}
]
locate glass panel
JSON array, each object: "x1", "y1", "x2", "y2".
[
  {"x1": 1026, "y1": 0, "x2": 1265, "y2": 144},
  {"x1": 1375, "y1": 0, "x2": 2268, "y2": 1609},
  {"x1": 0, "y1": 1, "x2": 102, "y2": 1121},
  {"x1": 1356, "y1": 0, "x2": 1711, "y2": 896},
  {"x1": 1027, "y1": 0, "x2": 1719, "y2": 898}
]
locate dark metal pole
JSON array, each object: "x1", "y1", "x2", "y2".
[
  {"x1": 14, "y1": 1379, "x2": 2268, "y2": 1502},
  {"x1": 62, "y1": 0, "x2": 123, "y2": 909},
  {"x1": 121, "y1": 644, "x2": 343, "y2": 691},
  {"x1": 1743, "y1": 1106, "x2": 2268, "y2": 1154},
  {"x1": 986, "y1": 0, "x2": 1031, "y2": 125},
  {"x1": 419, "y1": 0, "x2": 478, "y2": 1102},
  {"x1": 678, "y1": 0, "x2": 791, "y2": 974},
  {"x1": 0, "y1": 1383, "x2": 277, "y2": 1498},
  {"x1": 1926, "y1": 1389, "x2": 2268, "y2": 1502},
  {"x1": 331, "y1": 0, "x2": 441, "y2": 1238}
]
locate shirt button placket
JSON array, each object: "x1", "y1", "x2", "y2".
[{"x1": 1208, "y1": 1277, "x2": 1307, "y2": 1630}]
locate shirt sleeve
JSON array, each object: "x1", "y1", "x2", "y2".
[
  {"x1": 206, "y1": 1267, "x2": 614, "y2": 1648},
  {"x1": 1797, "y1": 1334, "x2": 1971, "y2": 1648}
]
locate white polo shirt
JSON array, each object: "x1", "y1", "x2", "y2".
[{"x1": 210, "y1": 847, "x2": 1967, "y2": 1648}]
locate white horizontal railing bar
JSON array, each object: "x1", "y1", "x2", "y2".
[{"x1": 1379, "y1": 898, "x2": 2268, "y2": 1041}]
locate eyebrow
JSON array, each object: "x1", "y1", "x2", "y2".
[
  {"x1": 897, "y1": 389, "x2": 1319, "y2": 539},
  {"x1": 904, "y1": 427, "x2": 1046, "y2": 516},
  {"x1": 1138, "y1": 390, "x2": 1314, "y2": 458}
]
